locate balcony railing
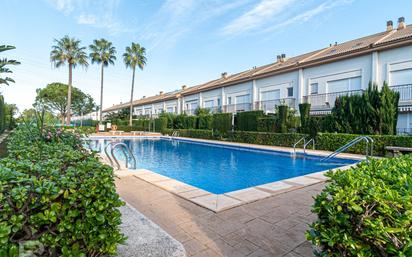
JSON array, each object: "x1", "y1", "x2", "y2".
[
  {"x1": 184, "y1": 109, "x2": 197, "y2": 116},
  {"x1": 255, "y1": 98, "x2": 296, "y2": 112},
  {"x1": 204, "y1": 106, "x2": 222, "y2": 114},
  {"x1": 222, "y1": 103, "x2": 252, "y2": 113},
  {"x1": 390, "y1": 84, "x2": 412, "y2": 101},
  {"x1": 304, "y1": 89, "x2": 364, "y2": 109}
]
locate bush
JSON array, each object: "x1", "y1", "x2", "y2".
[
  {"x1": 228, "y1": 131, "x2": 304, "y2": 147},
  {"x1": 257, "y1": 116, "x2": 277, "y2": 132},
  {"x1": 0, "y1": 127, "x2": 125, "y2": 256},
  {"x1": 154, "y1": 116, "x2": 168, "y2": 133},
  {"x1": 236, "y1": 111, "x2": 264, "y2": 131},
  {"x1": 212, "y1": 113, "x2": 232, "y2": 136},
  {"x1": 197, "y1": 114, "x2": 213, "y2": 130},
  {"x1": 307, "y1": 155, "x2": 412, "y2": 256},
  {"x1": 163, "y1": 129, "x2": 215, "y2": 139},
  {"x1": 299, "y1": 103, "x2": 310, "y2": 129}
]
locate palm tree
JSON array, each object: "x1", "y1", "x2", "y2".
[
  {"x1": 89, "y1": 39, "x2": 116, "y2": 123},
  {"x1": 0, "y1": 45, "x2": 20, "y2": 85},
  {"x1": 123, "y1": 43, "x2": 147, "y2": 127},
  {"x1": 50, "y1": 36, "x2": 88, "y2": 125}
]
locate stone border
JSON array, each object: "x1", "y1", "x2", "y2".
[{"x1": 93, "y1": 135, "x2": 361, "y2": 212}]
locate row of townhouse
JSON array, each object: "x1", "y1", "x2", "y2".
[{"x1": 103, "y1": 18, "x2": 412, "y2": 133}]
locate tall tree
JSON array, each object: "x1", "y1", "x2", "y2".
[
  {"x1": 89, "y1": 39, "x2": 116, "y2": 123},
  {"x1": 123, "y1": 43, "x2": 147, "y2": 126},
  {"x1": 35, "y1": 82, "x2": 93, "y2": 125},
  {"x1": 50, "y1": 36, "x2": 88, "y2": 125},
  {"x1": 0, "y1": 45, "x2": 20, "y2": 85}
]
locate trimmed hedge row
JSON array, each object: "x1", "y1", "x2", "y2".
[
  {"x1": 307, "y1": 155, "x2": 412, "y2": 256},
  {"x1": 165, "y1": 129, "x2": 412, "y2": 156},
  {"x1": 0, "y1": 127, "x2": 125, "y2": 256},
  {"x1": 236, "y1": 111, "x2": 264, "y2": 131}
]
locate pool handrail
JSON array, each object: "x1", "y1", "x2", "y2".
[
  {"x1": 293, "y1": 137, "x2": 306, "y2": 154},
  {"x1": 303, "y1": 138, "x2": 315, "y2": 154},
  {"x1": 321, "y1": 136, "x2": 373, "y2": 162},
  {"x1": 104, "y1": 142, "x2": 137, "y2": 170}
]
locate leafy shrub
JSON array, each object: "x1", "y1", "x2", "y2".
[
  {"x1": 0, "y1": 127, "x2": 125, "y2": 256},
  {"x1": 307, "y1": 155, "x2": 412, "y2": 256},
  {"x1": 212, "y1": 113, "x2": 232, "y2": 136},
  {"x1": 236, "y1": 111, "x2": 264, "y2": 131},
  {"x1": 197, "y1": 114, "x2": 213, "y2": 130},
  {"x1": 299, "y1": 103, "x2": 310, "y2": 129},
  {"x1": 154, "y1": 116, "x2": 168, "y2": 133},
  {"x1": 257, "y1": 116, "x2": 277, "y2": 132},
  {"x1": 163, "y1": 129, "x2": 215, "y2": 139},
  {"x1": 228, "y1": 131, "x2": 304, "y2": 147}
]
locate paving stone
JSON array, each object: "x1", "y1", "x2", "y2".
[
  {"x1": 284, "y1": 176, "x2": 322, "y2": 186},
  {"x1": 225, "y1": 188, "x2": 271, "y2": 203},
  {"x1": 256, "y1": 181, "x2": 294, "y2": 192},
  {"x1": 191, "y1": 194, "x2": 242, "y2": 212}
]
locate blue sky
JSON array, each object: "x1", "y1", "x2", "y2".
[{"x1": 2, "y1": 0, "x2": 411, "y2": 112}]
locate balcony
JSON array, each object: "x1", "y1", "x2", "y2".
[
  {"x1": 255, "y1": 98, "x2": 296, "y2": 113},
  {"x1": 391, "y1": 84, "x2": 412, "y2": 103},
  {"x1": 304, "y1": 89, "x2": 364, "y2": 110},
  {"x1": 222, "y1": 103, "x2": 252, "y2": 113},
  {"x1": 204, "y1": 106, "x2": 222, "y2": 114}
]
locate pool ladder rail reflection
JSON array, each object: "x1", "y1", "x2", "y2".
[{"x1": 104, "y1": 142, "x2": 137, "y2": 170}]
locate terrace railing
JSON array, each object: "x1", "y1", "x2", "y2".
[
  {"x1": 204, "y1": 106, "x2": 222, "y2": 114},
  {"x1": 222, "y1": 103, "x2": 252, "y2": 113},
  {"x1": 304, "y1": 89, "x2": 364, "y2": 109},
  {"x1": 390, "y1": 84, "x2": 412, "y2": 101},
  {"x1": 254, "y1": 98, "x2": 296, "y2": 112}
]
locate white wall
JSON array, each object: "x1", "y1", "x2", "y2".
[
  {"x1": 302, "y1": 55, "x2": 372, "y2": 96},
  {"x1": 378, "y1": 45, "x2": 412, "y2": 86},
  {"x1": 255, "y1": 71, "x2": 298, "y2": 102}
]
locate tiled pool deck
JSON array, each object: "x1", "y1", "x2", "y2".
[
  {"x1": 97, "y1": 135, "x2": 362, "y2": 212},
  {"x1": 94, "y1": 135, "x2": 364, "y2": 256},
  {"x1": 116, "y1": 174, "x2": 324, "y2": 257}
]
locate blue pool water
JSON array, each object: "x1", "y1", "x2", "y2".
[{"x1": 89, "y1": 138, "x2": 357, "y2": 194}]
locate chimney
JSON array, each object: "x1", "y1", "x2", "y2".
[
  {"x1": 159, "y1": 91, "x2": 164, "y2": 95},
  {"x1": 277, "y1": 54, "x2": 287, "y2": 63},
  {"x1": 398, "y1": 17, "x2": 406, "y2": 30},
  {"x1": 181, "y1": 85, "x2": 187, "y2": 90},
  {"x1": 276, "y1": 55, "x2": 281, "y2": 62},
  {"x1": 387, "y1": 20, "x2": 393, "y2": 31},
  {"x1": 221, "y1": 72, "x2": 227, "y2": 79},
  {"x1": 142, "y1": 96, "x2": 146, "y2": 99}
]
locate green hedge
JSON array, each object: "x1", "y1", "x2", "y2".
[
  {"x1": 307, "y1": 155, "x2": 412, "y2": 256},
  {"x1": 257, "y1": 117, "x2": 277, "y2": 132},
  {"x1": 235, "y1": 111, "x2": 264, "y2": 131},
  {"x1": 0, "y1": 127, "x2": 125, "y2": 256},
  {"x1": 212, "y1": 113, "x2": 232, "y2": 136},
  {"x1": 165, "y1": 130, "x2": 412, "y2": 156},
  {"x1": 163, "y1": 129, "x2": 215, "y2": 140}
]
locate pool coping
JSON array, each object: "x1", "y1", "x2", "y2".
[{"x1": 92, "y1": 135, "x2": 363, "y2": 212}]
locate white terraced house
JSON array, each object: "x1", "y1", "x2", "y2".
[{"x1": 103, "y1": 18, "x2": 412, "y2": 134}]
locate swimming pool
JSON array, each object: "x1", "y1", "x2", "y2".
[{"x1": 89, "y1": 138, "x2": 357, "y2": 194}]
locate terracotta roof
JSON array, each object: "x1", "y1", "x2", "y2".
[{"x1": 104, "y1": 24, "x2": 412, "y2": 112}]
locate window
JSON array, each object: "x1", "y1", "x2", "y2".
[
  {"x1": 217, "y1": 98, "x2": 221, "y2": 106},
  {"x1": 310, "y1": 83, "x2": 318, "y2": 95},
  {"x1": 157, "y1": 108, "x2": 163, "y2": 114},
  {"x1": 227, "y1": 97, "x2": 232, "y2": 105},
  {"x1": 327, "y1": 76, "x2": 361, "y2": 92},
  {"x1": 287, "y1": 87, "x2": 293, "y2": 97},
  {"x1": 167, "y1": 107, "x2": 174, "y2": 113},
  {"x1": 204, "y1": 100, "x2": 214, "y2": 108},
  {"x1": 261, "y1": 90, "x2": 280, "y2": 101},
  {"x1": 236, "y1": 94, "x2": 250, "y2": 104}
]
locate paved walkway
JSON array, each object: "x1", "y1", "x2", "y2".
[{"x1": 116, "y1": 175, "x2": 322, "y2": 257}]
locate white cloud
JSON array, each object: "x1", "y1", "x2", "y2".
[
  {"x1": 263, "y1": 0, "x2": 355, "y2": 32},
  {"x1": 140, "y1": 0, "x2": 252, "y2": 51},
  {"x1": 221, "y1": 0, "x2": 355, "y2": 36},
  {"x1": 47, "y1": 0, "x2": 74, "y2": 14},
  {"x1": 77, "y1": 14, "x2": 97, "y2": 25},
  {"x1": 221, "y1": 0, "x2": 296, "y2": 36},
  {"x1": 46, "y1": 0, "x2": 130, "y2": 35}
]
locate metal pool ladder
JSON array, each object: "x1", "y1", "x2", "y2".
[
  {"x1": 321, "y1": 136, "x2": 373, "y2": 162},
  {"x1": 303, "y1": 138, "x2": 315, "y2": 154},
  {"x1": 104, "y1": 142, "x2": 137, "y2": 170},
  {"x1": 293, "y1": 137, "x2": 306, "y2": 155}
]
